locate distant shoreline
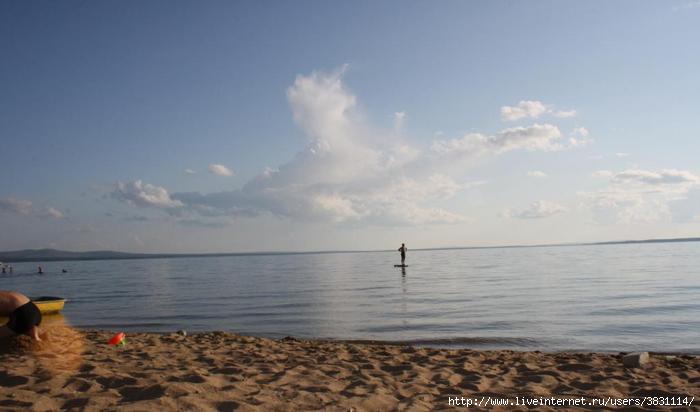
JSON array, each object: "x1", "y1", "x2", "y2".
[{"x1": 1, "y1": 236, "x2": 699, "y2": 263}]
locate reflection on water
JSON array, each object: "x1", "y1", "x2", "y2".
[
  {"x1": 2, "y1": 242, "x2": 700, "y2": 353},
  {"x1": 41, "y1": 313, "x2": 68, "y2": 326}
]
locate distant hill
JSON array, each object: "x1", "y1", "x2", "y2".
[
  {"x1": 0, "y1": 249, "x2": 153, "y2": 263},
  {"x1": 592, "y1": 237, "x2": 700, "y2": 246},
  {"x1": 1, "y1": 237, "x2": 699, "y2": 263}
]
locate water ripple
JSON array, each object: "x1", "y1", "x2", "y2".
[{"x1": 3, "y1": 242, "x2": 700, "y2": 352}]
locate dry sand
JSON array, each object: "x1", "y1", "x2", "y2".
[{"x1": 0, "y1": 322, "x2": 698, "y2": 411}]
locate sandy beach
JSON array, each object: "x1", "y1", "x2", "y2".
[{"x1": 0, "y1": 322, "x2": 697, "y2": 411}]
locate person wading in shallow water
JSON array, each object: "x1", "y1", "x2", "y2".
[
  {"x1": 0, "y1": 290, "x2": 42, "y2": 341},
  {"x1": 398, "y1": 243, "x2": 407, "y2": 265}
]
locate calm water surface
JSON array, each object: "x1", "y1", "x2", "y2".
[{"x1": 3, "y1": 243, "x2": 699, "y2": 353}]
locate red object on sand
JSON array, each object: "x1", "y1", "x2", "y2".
[{"x1": 108, "y1": 332, "x2": 126, "y2": 345}]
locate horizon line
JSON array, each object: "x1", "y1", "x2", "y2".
[{"x1": 2, "y1": 236, "x2": 699, "y2": 263}]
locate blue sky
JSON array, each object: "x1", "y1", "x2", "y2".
[{"x1": 2, "y1": 1, "x2": 700, "y2": 252}]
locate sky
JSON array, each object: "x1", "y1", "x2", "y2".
[{"x1": 1, "y1": 0, "x2": 700, "y2": 253}]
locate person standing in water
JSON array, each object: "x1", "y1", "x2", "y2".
[{"x1": 398, "y1": 243, "x2": 407, "y2": 265}]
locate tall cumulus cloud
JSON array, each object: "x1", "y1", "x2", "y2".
[{"x1": 111, "y1": 67, "x2": 583, "y2": 226}]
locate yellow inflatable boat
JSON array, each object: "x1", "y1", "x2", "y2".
[{"x1": 32, "y1": 296, "x2": 67, "y2": 315}]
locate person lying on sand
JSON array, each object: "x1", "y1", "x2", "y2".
[{"x1": 0, "y1": 290, "x2": 42, "y2": 341}]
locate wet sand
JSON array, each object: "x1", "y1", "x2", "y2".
[{"x1": 0, "y1": 324, "x2": 698, "y2": 411}]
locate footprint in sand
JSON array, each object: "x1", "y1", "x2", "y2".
[
  {"x1": 62, "y1": 398, "x2": 90, "y2": 409},
  {"x1": 0, "y1": 371, "x2": 29, "y2": 387},
  {"x1": 96, "y1": 375, "x2": 139, "y2": 389},
  {"x1": 168, "y1": 373, "x2": 207, "y2": 384},
  {"x1": 217, "y1": 400, "x2": 240, "y2": 412},
  {"x1": 118, "y1": 384, "x2": 166, "y2": 402},
  {"x1": 557, "y1": 363, "x2": 593, "y2": 372}
]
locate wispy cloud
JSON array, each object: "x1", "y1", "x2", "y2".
[
  {"x1": 431, "y1": 123, "x2": 565, "y2": 155},
  {"x1": 185, "y1": 168, "x2": 197, "y2": 175},
  {"x1": 673, "y1": 0, "x2": 700, "y2": 11},
  {"x1": 582, "y1": 168, "x2": 700, "y2": 223},
  {"x1": 502, "y1": 201, "x2": 567, "y2": 219},
  {"x1": 568, "y1": 127, "x2": 592, "y2": 148},
  {"x1": 527, "y1": 171, "x2": 548, "y2": 178},
  {"x1": 394, "y1": 111, "x2": 406, "y2": 130},
  {"x1": 42, "y1": 207, "x2": 65, "y2": 219},
  {"x1": 0, "y1": 197, "x2": 65, "y2": 219},
  {"x1": 112, "y1": 180, "x2": 184, "y2": 209},
  {"x1": 500, "y1": 100, "x2": 576, "y2": 121},
  {"x1": 669, "y1": 188, "x2": 700, "y2": 223},
  {"x1": 590, "y1": 152, "x2": 631, "y2": 161},
  {"x1": 501, "y1": 100, "x2": 547, "y2": 121},
  {"x1": 552, "y1": 109, "x2": 577, "y2": 118},
  {"x1": 208, "y1": 164, "x2": 234, "y2": 177},
  {"x1": 0, "y1": 198, "x2": 33, "y2": 215},
  {"x1": 611, "y1": 169, "x2": 699, "y2": 185},
  {"x1": 592, "y1": 170, "x2": 613, "y2": 178}
]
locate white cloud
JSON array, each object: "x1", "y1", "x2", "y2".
[
  {"x1": 42, "y1": 207, "x2": 65, "y2": 219},
  {"x1": 527, "y1": 171, "x2": 548, "y2": 178},
  {"x1": 552, "y1": 109, "x2": 577, "y2": 118},
  {"x1": 669, "y1": 188, "x2": 700, "y2": 222},
  {"x1": 573, "y1": 127, "x2": 589, "y2": 137},
  {"x1": 172, "y1": 174, "x2": 471, "y2": 225},
  {"x1": 112, "y1": 180, "x2": 184, "y2": 209},
  {"x1": 0, "y1": 197, "x2": 64, "y2": 219},
  {"x1": 394, "y1": 111, "x2": 406, "y2": 130},
  {"x1": 582, "y1": 168, "x2": 700, "y2": 223},
  {"x1": 431, "y1": 123, "x2": 563, "y2": 156},
  {"x1": 503, "y1": 201, "x2": 567, "y2": 219},
  {"x1": 500, "y1": 100, "x2": 547, "y2": 121},
  {"x1": 111, "y1": 67, "x2": 582, "y2": 226},
  {"x1": 185, "y1": 168, "x2": 197, "y2": 175},
  {"x1": 496, "y1": 124, "x2": 565, "y2": 152},
  {"x1": 262, "y1": 166, "x2": 279, "y2": 177},
  {"x1": 0, "y1": 198, "x2": 33, "y2": 215},
  {"x1": 208, "y1": 164, "x2": 233, "y2": 177},
  {"x1": 590, "y1": 152, "x2": 630, "y2": 160},
  {"x1": 611, "y1": 169, "x2": 700, "y2": 185},
  {"x1": 592, "y1": 170, "x2": 613, "y2": 178},
  {"x1": 673, "y1": 0, "x2": 700, "y2": 11},
  {"x1": 568, "y1": 126, "x2": 592, "y2": 148},
  {"x1": 500, "y1": 100, "x2": 577, "y2": 121}
]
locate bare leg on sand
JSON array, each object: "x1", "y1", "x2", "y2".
[{"x1": 0, "y1": 290, "x2": 42, "y2": 341}]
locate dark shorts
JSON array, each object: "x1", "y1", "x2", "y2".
[{"x1": 6, "y1": 301, "x2": 42, "y2": 334}]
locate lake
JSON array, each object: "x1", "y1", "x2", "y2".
[{"x1": 3, "y1": 242, "x2": 699, "y2": 353}]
